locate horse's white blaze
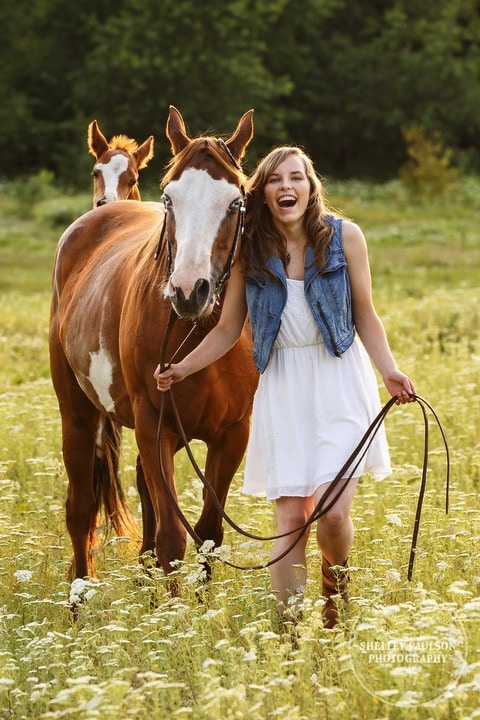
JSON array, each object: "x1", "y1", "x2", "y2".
[
  {"x1": 88, "y1": 343, "x2": 115, "y2": 413},
  {"x1": 96, "y1": 154, "x2": 129, "y2": 201},
  {"x1": 165, "y1": 168, "x2": 239, "y2": 296}
]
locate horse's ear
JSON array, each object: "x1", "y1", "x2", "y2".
[
  {"x1": 166, "y1": 106, "x2": 190, "y2": 155},
  {"x1": 88, "y1": 120, "x2": 109, "y2": 159},
  {"x1": 134, "y1": 135, "x2": 155, "y2": 169},
  {"x1": 226, "y1": 110, "x2": 254, "y2": 162}
]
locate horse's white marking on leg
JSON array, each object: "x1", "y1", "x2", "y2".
[{"x1": 95, "y1": 417, "x2": 105, "y2": 456}]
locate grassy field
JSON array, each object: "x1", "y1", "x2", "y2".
[{"x1": 0, "y1": 176, "x2": 479, "y2": 719}]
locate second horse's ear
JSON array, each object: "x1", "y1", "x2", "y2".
[
  {"x1": 166, "y1": 106, "x2": 190, "y2": 155},
  {"x1": 87, "y1": 119, "x2": 109, "y2": 159},
  {"x1": 134, "y1": 136, "x2": 155, "y2": 169},
  {"x1": 225, "y1": 110, "x2": 254, "y2": 163}
]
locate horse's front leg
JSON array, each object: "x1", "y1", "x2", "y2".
[
  {"x1": 136, "y1": 454, "x2": 156, "y2": 559},
  {"x1": 135, "y1": 415, "x2": 187, "y2": 577},
  {"x1": 194, "y1": 418, "x2": 250, "y2": 564},
  {"x1": 64, "y1": 432, "x2": 97, "y2": 581}
]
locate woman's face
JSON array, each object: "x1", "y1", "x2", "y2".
[{"x1": 263, "y1": 154, "x2": 310, "y2": 230}]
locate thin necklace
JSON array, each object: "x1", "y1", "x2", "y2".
[{"x1": 286, "y1": 238, "x2": 305, "y2": 265}]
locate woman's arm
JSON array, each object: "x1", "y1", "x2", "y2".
[
  {"x1": 343, "y1": 221, "x2": 415, "y2": 404},
  {"x1": 154, "y1": 261, "x2": 248, "y2": 390}
]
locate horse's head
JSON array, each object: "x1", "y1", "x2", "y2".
[
  {"x1": 88, "y1": 120, "x2": 154, "y2": 207},
  {"x1": 161, "y1": 106, "x2": 254, "y2": 319}
]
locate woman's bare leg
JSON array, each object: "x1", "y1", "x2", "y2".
[{"x1": 270, "y1": 495, "x2": 314, "y2": 621}]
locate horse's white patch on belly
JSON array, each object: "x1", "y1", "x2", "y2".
[
  {"x1": 88, "y1": 345, "x2": 115, "y2": 413},
  {"x1": 97, "y1": 154, "x2": 129, "y2": 201}
]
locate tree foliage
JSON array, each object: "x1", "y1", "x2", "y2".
[{"x1": 1, "y1": 0, "x2": 480, "y2": 185}]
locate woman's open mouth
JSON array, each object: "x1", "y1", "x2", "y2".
[{"x1": 277, "y1": 195, "x2": 297, "y2": 208}]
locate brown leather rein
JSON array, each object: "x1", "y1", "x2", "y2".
[{"x1": 156, "y1": 311, "x2": 450, "y2": 579}]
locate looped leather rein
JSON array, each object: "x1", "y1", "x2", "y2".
[{"x1": 156, "y1": 317, "x2": 450, "y2": 576}]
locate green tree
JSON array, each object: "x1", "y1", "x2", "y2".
[
  {"x1": 263, "y1": 0, "x2": 480, "y2": 178},
  {"x1": 1, "y1": 0, "x2": 480, "y2": 183},
  {"x1": 0, "y1": 0, "x2": 115, "y2": 181},
  {"x1": 74, "y1": 0, "x2": 292, "y2": 179}
]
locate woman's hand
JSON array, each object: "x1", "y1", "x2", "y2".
[
  {"x1": 153, "y1": 363, "x2": 185, "y2": 392},
  {"x1": 383, "y1": 370, "x2": 416, "y2": 404}
]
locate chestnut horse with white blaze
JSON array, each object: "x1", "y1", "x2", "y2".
[
  {"x1": 88, "y1": 119, "x2": 154, "y2": 206},
  {"x1": 50, "y1": 107, "x2": 258, "y2": 582}
]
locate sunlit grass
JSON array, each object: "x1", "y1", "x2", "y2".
[{"x1": 1, "y1": 181, "x2": 479, "y2": 719}]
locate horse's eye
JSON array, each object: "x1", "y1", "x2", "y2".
[
  {"x1": 92, "y1": 170, "x2": 98, "y2": 179},
  {"x1": 129, "y1": 178, "x2": 137, "y2": 187},
  {"x1": 163, "y1": 194, "x2": 172, "y2": 209},
  {"x1": 229, "y1": 197, "x2": 243, "y2": 212}
]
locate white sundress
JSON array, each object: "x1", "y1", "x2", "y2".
[{"x1": 243, "y1": 278, "x2": 392, "y2": 500}]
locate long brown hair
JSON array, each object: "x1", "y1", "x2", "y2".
[{"x1": 241, "y1": 146, "x2": 341, "y2": 272}]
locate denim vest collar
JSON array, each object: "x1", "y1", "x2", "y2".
[{"x1": 245, "y1": 217, "x2": 355, "y2": 372}]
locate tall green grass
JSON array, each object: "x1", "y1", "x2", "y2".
[{"x1": 0, "y1": 179, "x2": 479, "y2": 719}]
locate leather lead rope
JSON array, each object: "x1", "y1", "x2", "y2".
[{"x1": 156, "y1": 337, "x2": 450, "y2": 574}]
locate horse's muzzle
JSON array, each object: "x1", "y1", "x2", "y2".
[{"x1": 170, "y1": 278, "x2": 211, "y2": 318}]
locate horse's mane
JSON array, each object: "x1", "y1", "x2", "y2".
[
  {"x1": 161, "y1": 137, "x2": 246, "y2": 188},
  {"x1": 108, "y1": 135, "x2": 140, "y2": 153}
]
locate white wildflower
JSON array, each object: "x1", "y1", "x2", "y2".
[
  {"x1": 386, "y1": 569, "x2": 402, "y2": 583},
  {"x1": 69, "y1": 578, "x2": 87, "y2": 604},
  {"x1": 243, "y1": 648, "x2": 257, "y2": 662},
  {"x1": 14, "y1": 570, "x2": 33, "y2": 583},
  {"x1": 391, "y1": 665, "x2": 423, "y2": 677},
  {"x1": 184, "y1": 567, "x2": 207, "y2": 585},
  {"x1": 212, "y1": 544, "x2": 231, "y2": 560},
  {"x1": 202, "y1": 658, "x2": 221, "y2": 671},
  {"x1": 198, "y1": 539, "x2": 215, "y2": 554},
  {"x1": 385, "y1": 513, "x2": 402, "y2": 526},
  {"x1": 448, "y1": 581, "x2": 473, "y2": 597}
]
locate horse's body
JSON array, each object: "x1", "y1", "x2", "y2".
[
  {"x1": 50, "y1": 108, "x2": 258, "y2": 580},
  {"x1": 88, "y1": 120, "x2": 154, "y2": 206}
]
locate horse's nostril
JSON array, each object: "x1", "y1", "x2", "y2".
[
  {"x1": 171, "y1": 278, "x2": 211, "y2": 318},
  {"x1": 194, "y1": 278, "x2": 210, "y2": 307}
]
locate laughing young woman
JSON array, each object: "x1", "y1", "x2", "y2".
[{"x1": 154, "y1": 146, "x2": 415, "y2": 629}]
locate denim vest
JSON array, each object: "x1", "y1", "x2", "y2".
[{"x1": 245, "y1": 216, "x2": 355, "y2": 373}]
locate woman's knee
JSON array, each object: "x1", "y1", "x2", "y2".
[
  {"x1": 276, "y1": 497, "x2": 313, "y2": 533},
  {"x1": 316, "y1": 505, "x2": 351, "y2": 536}
]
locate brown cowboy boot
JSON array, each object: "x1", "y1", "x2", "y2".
[{"x1": 321, "y1": 556, "x2": 349, "y2": 629}]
